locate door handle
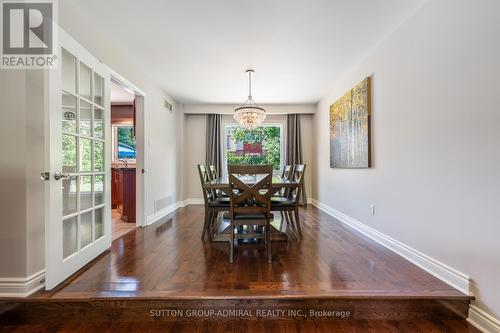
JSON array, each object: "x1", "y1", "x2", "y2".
[{"x1": 54, "y1": 172, "x2": 70, "y2": 180}]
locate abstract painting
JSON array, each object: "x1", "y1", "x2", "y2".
[{"x1": 329, "y1": 77, "x2": 371, "y2": 168}]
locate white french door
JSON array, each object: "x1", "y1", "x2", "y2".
[{"x1": 45, "y1": 30, "x2": 111, "y2": 290}]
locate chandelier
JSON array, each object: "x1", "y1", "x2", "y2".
[{"x1": 234, "y1": 69, "x2": 266, "y2": 129}]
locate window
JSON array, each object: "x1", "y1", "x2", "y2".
[
  {"x1": 223, "y1": 124, "x2": 283, "y2": 174},
  {"x1": 112, "y1": 125, "x2": 136, "y2": 160}
]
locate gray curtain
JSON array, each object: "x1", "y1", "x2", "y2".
[
  {"x1": 205, "y1": 114, "x2": 222, "y2": 176},
  {"x1": 286, "y1": 114, "x2": 307, "y2": 206}
]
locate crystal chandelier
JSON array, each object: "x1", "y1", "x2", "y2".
[{"x1": 234, "y1": 69, "x2": 266, "y2": 129}]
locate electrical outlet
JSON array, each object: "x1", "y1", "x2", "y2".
[{"x1": 369, "y1": 204, "x2": 375, "y2": 216}]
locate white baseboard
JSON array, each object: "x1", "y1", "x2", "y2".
[
  {"x1": 178, "y1": 199, "x2": 190, "y2": 207},
  {"x1": 146, "y1": 198, "x2": 205, "y2": 225},
  {"x1": 468, "y1": 305, "x2": 500, "y2": 333},
  {"x1": 184, "y1": 198, "x2": 204, "y2": 205},
  {"x1": 147, "y1": 201, "x2": 183, "y2": 225},
  {"x1": 310, "y1": 199, "x2": 471, "y2": 294},
  {"x1": 0, "y1": 269, "x2": 45, "y2": 297}
]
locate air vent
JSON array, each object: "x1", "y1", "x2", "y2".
[
  {"x1": 154, "y1": 195, "x2": 174, "y2": 213},
  {"x1": 164, "y1": 100, "x2": 173, "y2": 112}
]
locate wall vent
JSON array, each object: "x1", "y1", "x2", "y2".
[
  {"x1": 154, "y1": 195, "x2": 174, "y2": 213},
  {"x1": 164, "y1": 100, "x2": 173, "y2": 112}
]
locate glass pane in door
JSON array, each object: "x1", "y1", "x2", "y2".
[
  {"x1": 94, "y1": 73, "x2": 104, "y2": 106},
  {"x1": 79, "y1": 138, "x2": 92, "y2": 172},
  {"x1": 63, "y1": 216, "x2": 78, "y2": 259},
  {"x1": 94, "y1": 175, "x2": 104, "y2": 205},
  {"x1": 94, "y1": 108, "x2": 104, "y2": 139},
  {"x1": 94, "y1": 141, "x2": 104, "y2": 172},
  {"x1": 62, "y1": 176, "x2": 77, "y2": 216},
  {"x1": 80, "y1": 175, "x2": 93, "y2": 210},
  {"x1": 61, "y1": 49, "x2": 76, "y2": 94},
  {"x1": 79, "y1": 99, "x2": 92, "y2": 137},
  {"x1": 80, "y1": 62, "x2": 92, "y2": 101},
  {"x1": 62, "y1": 93, "x2": 77, "y2": 133},
  {"x1": 62, "y1": 134, "x2": 77, "y2": 173},
  {"x1": 80, "y1": 211, "x2": 93, "y2": 248},
  {"x1": 95, "y1": 207, "x2": 104, "y2": 239}
]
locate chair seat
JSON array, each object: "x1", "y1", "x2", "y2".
[
  {"x1": 208, "y1": 198, "x2": 230, "y2": 207},
  {"x1": 270, "y1": 197, "x2": 295, "y2": 207},
  {"x1": 233, "y1": 213, "x2": 267, "y2": 220},
  {"x1": 216, "y1": 190, "x2": 230, "y2": 198},
  {"x1": 271, "y1": 196, "x2": 289, "y2": 202}
]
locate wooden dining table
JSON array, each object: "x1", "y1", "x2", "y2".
[{"x1": 203, "y1": 174, "x2": 300, "y2": 242}]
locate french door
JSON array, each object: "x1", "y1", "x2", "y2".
[{"x1": 45, "y1": 30, "x2": 111, "y2": 289}]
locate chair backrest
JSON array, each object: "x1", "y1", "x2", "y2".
[
  {"x1": 197, "y1": 164, "x2": 213, "y2": 204},
  {"x1": 228, "y1": 164, "x2": 273, "y2": 215},
  {"x1": 292, "y1": 164, "x2": 306, "y2": 183},
  {"x1": 288, "y1": 164, "x2": 306, "y2": 202},
  {"x1": 208, "y1": 165, "x2": 218, "y2": 181},
  {"x1": 281, "y1": 165, "x2": 293, "y2": 180},
  {"x1": 279, "y1": 165, "x2": 293, "y2": 197}
]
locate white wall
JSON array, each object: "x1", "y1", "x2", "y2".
[
  {"x1": 182, "y1": 107, "x2": 315, "y2": 202},
  {"x1": 183, "y1": 114, "x2": 208, "y2": 200},
  {"x1": 0, "y1": 71, "x2": 28, "y2": 278},
  {"x1": 0, "y1": 69, "x2": 46, "y2": 279},
  {"x1": 313, "y1": 0, "x2": 500, "y2": 319}
]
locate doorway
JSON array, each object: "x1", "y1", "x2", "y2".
[{"x1": 109, "y1": 75, "x2": 146, "y2": 240}]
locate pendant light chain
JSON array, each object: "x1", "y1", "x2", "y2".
[
  {"x1": 234, "y1": 69, "x2": 266, "y2": 130},
  {"x1": 248, "y1": 70, "x2": 252, "y2": 99}
]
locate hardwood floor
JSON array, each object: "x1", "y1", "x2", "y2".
[
  {"x1": 0, "y1": 205, "x2": 475, "y2": 332},
  {"x1": 112, "y1": 209, "x2": 136, "y2": 241},
  {"x1": 0, "y1": 319, "x2": 481, "y2": 333},
  {"x1": 29, "y1": 205, "x2": 470, "y2": 300}
]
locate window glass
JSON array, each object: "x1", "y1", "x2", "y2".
[
  {"x1": 224, "y1": 125, "x2": 282, "y2": 172},
  {"x1": 113, "y1": 126, "x2": 136, "y2": 160}
]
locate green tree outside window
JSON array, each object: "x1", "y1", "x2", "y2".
[{"x1": 226, "y1": 125, "x2": 281, "y2": 170}]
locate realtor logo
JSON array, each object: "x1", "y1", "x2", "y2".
[{"x1": 1, "y1": 0, "x2": 57, "y2": 68}]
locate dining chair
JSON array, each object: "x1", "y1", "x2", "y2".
[
  {"x1": 197, "y1": 164, "x2": 229, "y2": 241},
  {"x1": 278, "y1": 165, "x2": 293, "y2": 196},
  {"x1": 271, "y1": 164, "x2": 306, "y2": 237},
  {"x1": 228, "y1": 164, "x2": 273, "y2": 263},
  {"x1": 281, "y1": 165, "x2": 293, "y2": 180},
  {"x1": 208, "y1": 165, "x2": 218, "y2": 181},
  {"x1": 208, "y1": 164, "x2": 230, "y2": 198},
  {"x1": 275, "y1": 164, "x2": 293, "y2": 223}
]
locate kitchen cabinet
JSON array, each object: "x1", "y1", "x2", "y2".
[{"x1": 111, "y1": 168, "x2": 136, "y2": 223}]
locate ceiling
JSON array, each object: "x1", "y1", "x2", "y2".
[
  {"x1": 110, "y1": 81, "x2": 135, "y2": 104},
  {"x1": 68, "y1": 0, "x2": 423, "y2": 104}
]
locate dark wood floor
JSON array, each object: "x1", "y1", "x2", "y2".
[
  {"x1": 0, "y1": 319, "x2": 480, "y2": 333},
  {"x1": 28, "y1": 205, "x2": 469, "y2": 300},
  {"x1": 0, "y1": 205, "x2": 476, "y2": 332}
]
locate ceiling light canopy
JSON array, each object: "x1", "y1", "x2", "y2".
[{"x1": 234, "y1": 69, "x2": 266, "y2": 130}]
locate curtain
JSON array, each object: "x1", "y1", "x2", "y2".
[
  {"x1": 205, "y1": 114, "x2": 222, "y2": 176},
  {"x1": 286, "y1": 114, "x2": 307, "y2": 206}
]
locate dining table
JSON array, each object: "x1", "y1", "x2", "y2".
[{"x1": 202, "y1": 174, "x2": 300, "y2": 242}]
